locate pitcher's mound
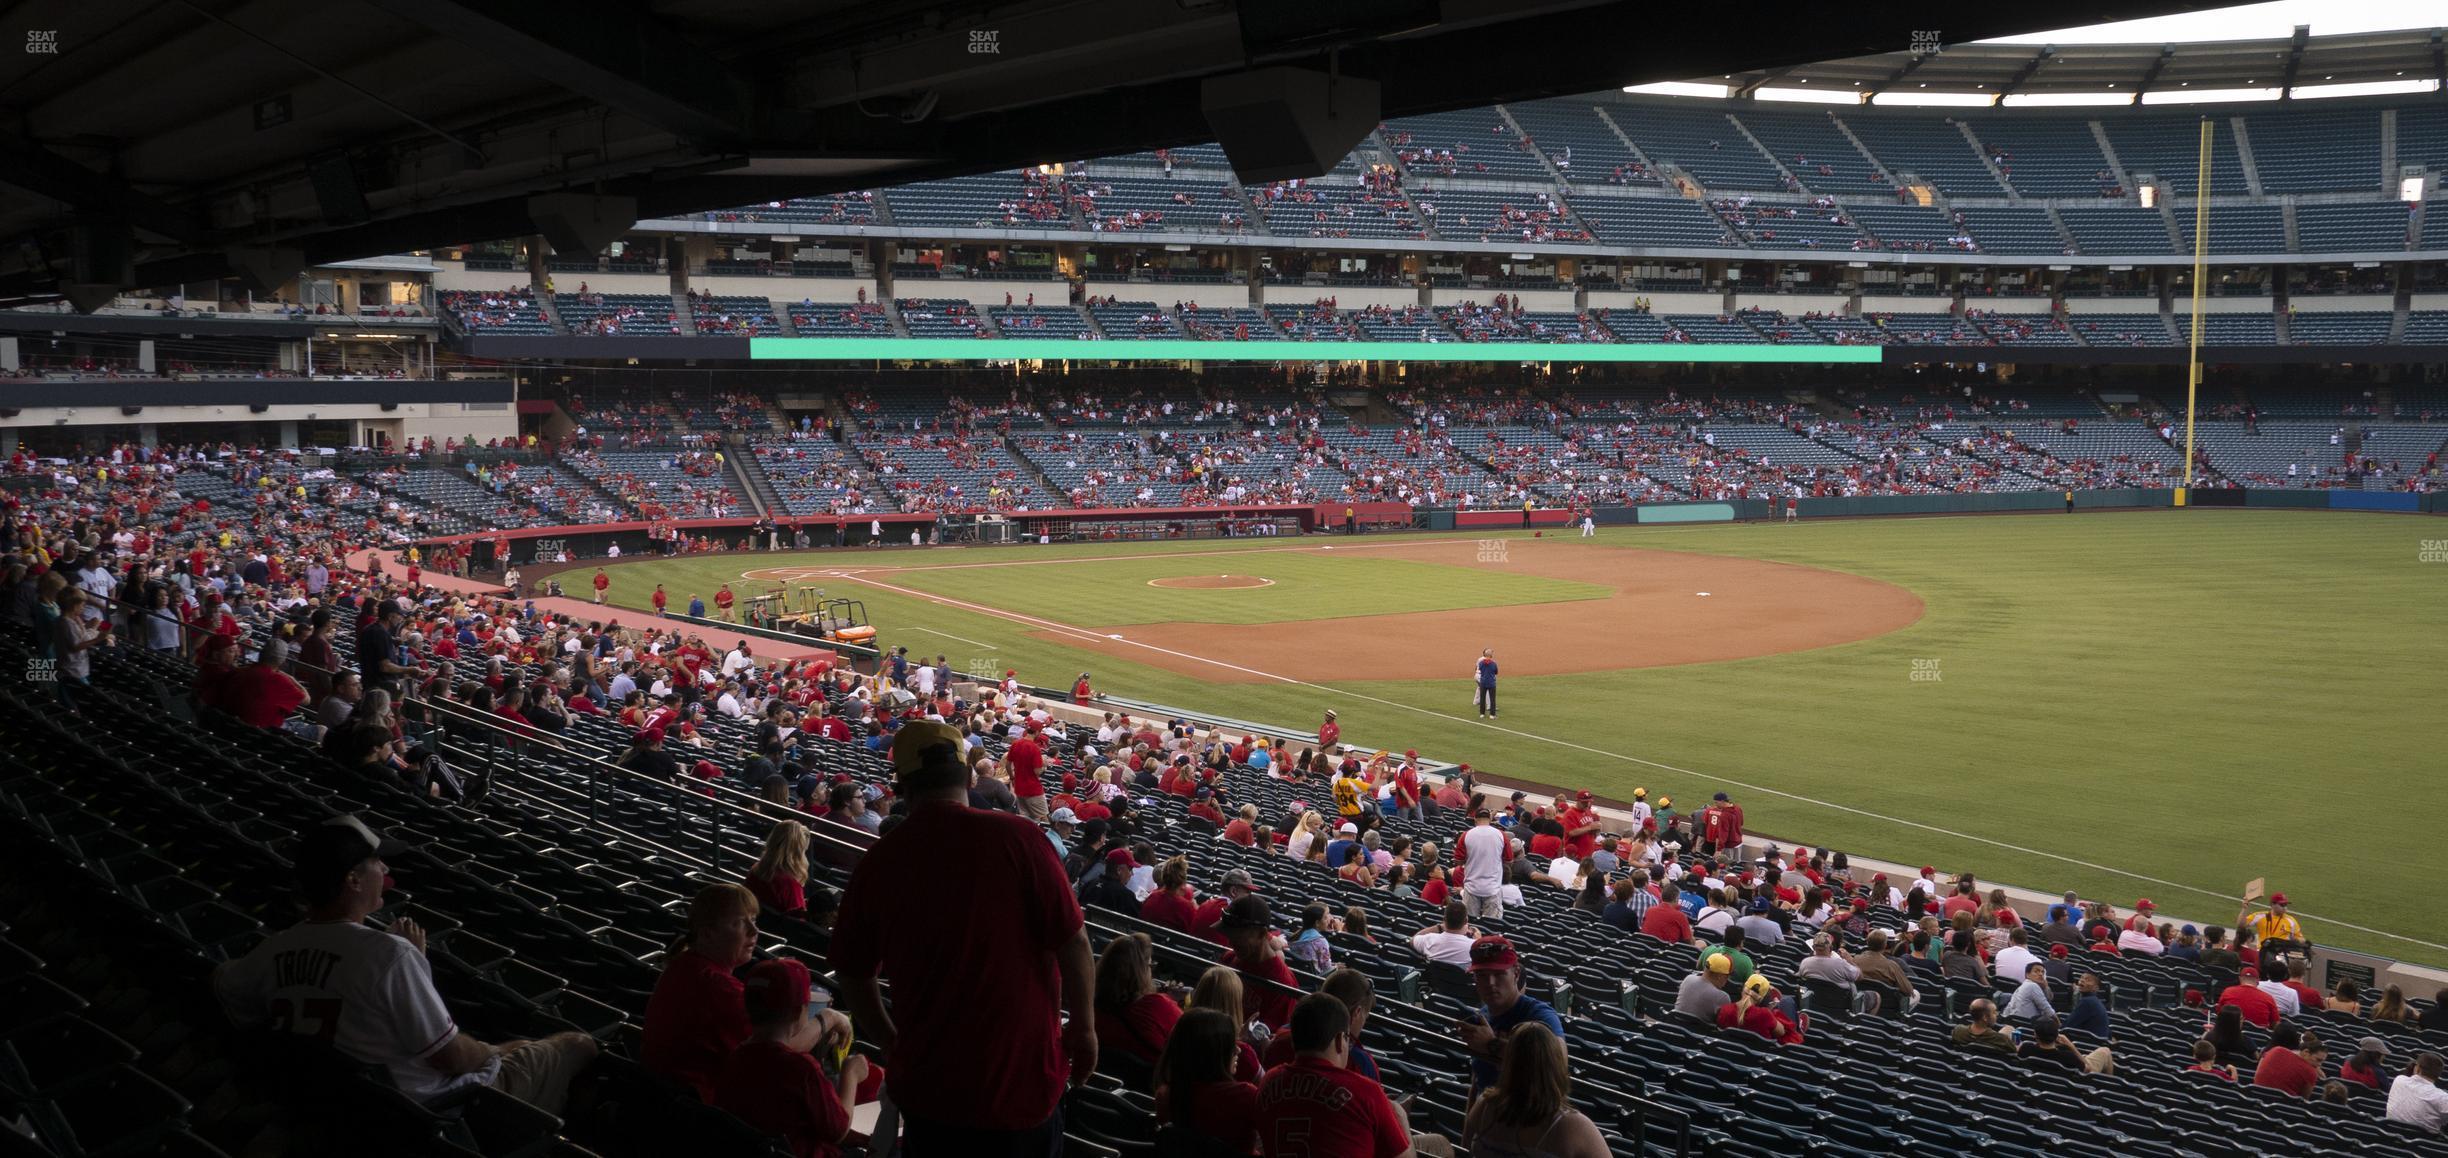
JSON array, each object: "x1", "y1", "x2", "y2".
[{"x1": 1149, "y1": 574, "x2": 1275, "y2": 590}]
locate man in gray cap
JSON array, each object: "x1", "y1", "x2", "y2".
[{"x1": 213, "y1": 815, "x2": 598, "y2": 1112}]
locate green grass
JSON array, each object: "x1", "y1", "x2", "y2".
[
  {"x1": 882, "y1": 551, "x2": 1610, "y2": 626},
  {"x1": 594, "y1": 511, "x2": 2448, "y2": 961}
]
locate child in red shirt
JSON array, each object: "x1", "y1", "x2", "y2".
[{"x1": 714, "y1": 959, "x2": 870, "y2": 1158}]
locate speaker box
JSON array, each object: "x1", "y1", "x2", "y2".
[
  {"x1": 1201, "y1": 68, "x2": 1380, "y2": 183},
  {"x1": 309, "y1": 153, "x2": 371, "y2": 225},
  {"x1": 121, "y1": 406, "x2": 142, "y2": 416},
  {"x1": 249, "y1": 404, "x2": 269, "y2": 414},
  {"x1": 380, "y1": 403, "x2": 398, "y2": 412}
]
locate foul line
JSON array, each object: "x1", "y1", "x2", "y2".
[
  {"x1": 904, "y1": 625, "x2": 998, "y2": 650},
  {"x1": 831, "y1": 567, "x2": 2447, "y2": 957},
  {"x1": 852, "y1": 535, "x2": 1496, "y2": 575}
]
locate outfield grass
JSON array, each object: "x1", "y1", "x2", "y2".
[{"x1": 593, "y1": 511, "x2": 2446, "y2": 961}]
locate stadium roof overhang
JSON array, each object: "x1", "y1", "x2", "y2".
[
  {"x1": 1712, "y1": 25, "x2": 2448, "y2": 102},
  {"x1": 0, "y1": 0, "x2": 2228, "y2": 308}
]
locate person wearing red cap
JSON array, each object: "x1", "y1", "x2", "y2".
[
  {"x1": 1560, "y1": 790, "x2": 1601, "y2": 861},
  {"x1": 2238, "y1": 892, "x2": 2305, "y2": 969},
  {"x1": 1082, "y1": 847, "x2": 1144, "y2": 916},
  {"x1": 714, "y1": 958, "x2": 872, "y2": 1158},
  {"x1": 2216, "y1": 966, "x2": 2282, "y2": 1027},
  {"x1": 1391, "y1": 755, "x2": 1423, "y2": 823},
  {"x1": 1456, "y1": 934, "x2": 1561, "y2": 1094},
  {"x1": 834, "y1": 719, "x2": 1094, "y2": 1155},
  {"x1": 1698, "y1": 791, "x2": 1743, "y2": 858}
]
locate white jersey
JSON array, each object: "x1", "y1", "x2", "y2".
[
  {"x1": 214, "y1": 920, "x2": 497, "y2": 1104},
  {"x1": 1461, "y1": 825, "x2": 1509, "y2": 898}
]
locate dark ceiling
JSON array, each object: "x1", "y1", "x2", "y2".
[{"x1": 0, "y1": 0, "x2": 2231, "y2": 306}]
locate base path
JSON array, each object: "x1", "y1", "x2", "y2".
[
  {"x1": 978, "y1": 537, "x2": 1922, "y2": 683},
  {"x1": 1148, "y1": 574, "x2": 1274, "y2": 590}
]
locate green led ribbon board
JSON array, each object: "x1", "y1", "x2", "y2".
[{"x1": 749, "y1": 338, "x2": 1885, "y2": 364}]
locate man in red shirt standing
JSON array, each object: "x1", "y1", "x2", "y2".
[
  {"x1": 1072, "y1": 672, "x2": 1093, "y2": 706},
  {"x1": 592, "y1": 567, "x2": 610, "y2": 605},
  {"x1": 1256, "y1": 993, "x2": 1414, "y2": 1158},
  {"x1": 1318, "y1": 709, "x2": 1340, "y2": 750},
  {"x1": 652, "y1": 584, "x2": 668, "y2": 617},
  {"x1": 1391, "y1": 756, "x2": 1422, "y2": 823},
  {"x1": 1700, "y1": 792, "x2": 1744, "y2": 858},
  {"x1": 714, "y1": 583, "x2": 736, "y2": 622},
  {"x1": 835, "y1": 720, "x2": 1095, "y2": 1157},
  {"x1": 1004, "y1": 722, "x2": 1049, "y2": 823},
  {"x1": 1561, "y1": 790, "x2": 1601, "y2": 860}
]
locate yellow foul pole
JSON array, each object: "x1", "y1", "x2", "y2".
[{"x1": 2181, "y1": 118, "x2": 2212, "y2": 495}]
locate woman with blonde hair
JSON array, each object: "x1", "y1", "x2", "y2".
[
  {"x1": 1094, "y1": 932, "x2": 1185, "y2": 1067},
  {"x1": 642, "y1": 883, "x2": 762, "y2": 1099},
  {"x1": 1186, "y1": 965, "x2": 1263, "y2": 1082},
  {"x1": 1141, "y1": 856, "x2": 1199, "y2": 933},
  {"x1": 2370, "y1": 984, "x2": 2412, "y2": 1022},
  {"x1": 1284, "y1": 810, "x2": 1326, "y2": 862},
  {"x1": 1463, "y1": 1022, "x2": 1610, "y2": 1158},
  {"x1": 745, "y1": 820, "x2": 810, "y2": 917}
]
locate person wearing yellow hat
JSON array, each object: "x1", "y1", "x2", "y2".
[
  {"x1": 1720, "y1": 973, "x2": 1804, "y2": 1044},
  {"x1": 1629, "y1": 787, "x2": 1652, "y2": 829},
  {"x1": 1674, "y1": 953, "x2": 1734, "y2": 1022}
]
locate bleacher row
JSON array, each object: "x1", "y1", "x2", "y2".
[
  {"x1": 673, "y1": 96, "x2": 2448, "y2": 257},
  {"x1": 8, "y1": 591, "x2": 2448, "y2": 1158},
  {"x1": 441, "y1": 291, "x2": 2448, "y2": 350}
]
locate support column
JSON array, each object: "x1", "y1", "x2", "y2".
[
  {"x1": 279, "y1": 421, "x2": 300, "y2": 449},
  {"x1": 137, "y1": 423, "x2": 159, "y2": 449},
  {"x1": 137, "y1": 339, "x2": 156, "y2": 373}
]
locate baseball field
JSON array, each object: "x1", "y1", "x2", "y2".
[{"x1": 589, "y1": 509, "x2": 2444, "y2": 962}]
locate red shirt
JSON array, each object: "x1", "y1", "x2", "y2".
[
  {"x1": 1096, "y1": 992, "x2": 1181, "y2": 1065},
  {"x1": 1418, "y1": 876, "x2": 1449, "y2": 907},
  {"x1": 715, "y1": 589, "x2": 735, "y2": 608},
  {"x1": 2216, "y1": 983, "x2": 2280, "y2": 1027},
  {"x1": 593, "y1": 573, "x2": 609, "y2": 591},
  {"x1": 1942, "y1": 895, "x2": 1981, "y2": 923},
  {"x1": 1318, "y1": 721, "x2": 1340, "y2": 748},
  {"x1": 1156, "y1": 1081, "x2": 1261, "y2": 1157},
  {"x1": 1641, "y1": 904, "x2": 1693, "y2": 944},
  {"x1": 1717, "y1": 1001, "x2": 1803, "y2": 1045},
  {"x1": 641, "y1": 950, "x2": 749, "y2": 1101},
  {"x1": 1223, "y1": 819, "x2": 1257, "y2": 847},
  {"x1": 2252, "y1": 1046, "x2": 2319, "y2": 1096},
  {"x1": 1255, "y1": 1058, "x2": 1407, "y2": 1158},
  {"x1": 1006, "y1": 736, "x2": 1045, "y2": 798},
  {"x1": 747, "y1": 871, "x2": 806, "y2": 917},
  {"x1": 1560, "y1": 806, "x2": 1599, "y2": 858},
  {"x1": 653, "y1": 590, "x2": 668, "y2": 609},
  {"x1": 1188, "y1": 897, "x2": 1231, "y2": 945},
  {"x1": 1188, "y1": 801, "x2": 1226, "y2": 826},
  {"x1": 833, "y1": 805, "x2": 1082, "y2": 1131},
  {"x1": 1395, "y1": 768, "x2": 1420, "y2": 807},
  {"x1": 1141, "y1": 887, "x2": 1199, "y2": 933},
  {"x1": 225, "y1": 666, "x2": 306, "y2": 729},
  {"x1": 1072, "y1": 679, "x2": 1092, "y2": 705},
  {"x1": 713, "y1": 1041, "x2": 850, "y2": 1158},
  {"x1": 1221, "y1": 948, "x2": 1301, "y2": 1030},
  {"x1": 1528, "y1": 833, "x2": 1563, "y2": 859}
]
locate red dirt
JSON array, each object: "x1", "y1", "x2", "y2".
[
  {"x1": 1013, "y1": 538, "x2": 1923, "y2": 683},
  {"x1": 1148, "y1": 574, "x2": 1273, "y2": 590}
]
